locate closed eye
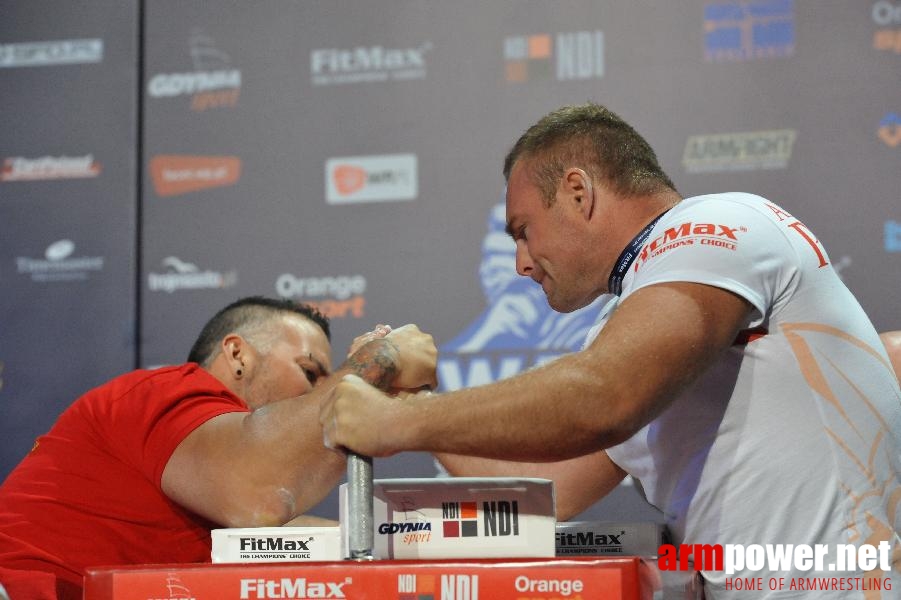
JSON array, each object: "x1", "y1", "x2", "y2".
[
  {"x1": 299, "y1": 353, "x2": 328, "y2": 386},
  {"x1": 304, "y1": 368, "x2": 320, "y2": 385},
  {"x1": 295, "y1": 361, "x2": 319, "y2": 385},
  {"x1": 506, "y1": 224, "x2": 527, "y2": 242}
]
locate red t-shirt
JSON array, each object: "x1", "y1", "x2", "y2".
[{"x1": 0, "y1": 364, "x2": 249, "y2": 599}]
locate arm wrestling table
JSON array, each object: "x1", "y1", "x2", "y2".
[{"x1": 83, "y1": 454, "x2": 699, "y2": 599}]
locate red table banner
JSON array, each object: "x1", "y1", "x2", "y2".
[{"x1": 84, "y1": 556, "x2": 651, "y2": 600}]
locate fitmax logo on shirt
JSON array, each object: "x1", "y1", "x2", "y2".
[{"x1": 633, "y1": 221, "x2": 747, "y2": 273}]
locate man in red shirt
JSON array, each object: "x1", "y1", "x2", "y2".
[{"x1": 0, "y1": 296, "x2": 437, "y2": 600}]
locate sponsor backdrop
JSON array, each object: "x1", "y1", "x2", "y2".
[
  {"x1": 1, "y1": 0, "x2": 899, "y2": 525},
  {"x1": 0, "y1": 0, "x2": 140, "y2": 493}
]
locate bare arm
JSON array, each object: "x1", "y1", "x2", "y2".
[
  {"x1": 880, "y1": 331, "x2": 901, "y2": 380},
  {"x1": 436, "y1": 450, "x2": 626, "y2": 521},
  {"x1": 322, "y1": 281, "x2": 752, "y2": 461},
  {"x1": 163, "y1": 326, "x2": 436, "y2": 528},
  {"x1": 282, "y1": 514, "x2": 339, "y2": 527}
]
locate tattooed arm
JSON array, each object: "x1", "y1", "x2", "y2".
[{"x1": 162, "y1": 324, "x2": 438, "y2": 528}]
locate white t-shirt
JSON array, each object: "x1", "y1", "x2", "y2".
[{"x1": 587, "y1": 193, "x2": 901, "y2": 599}]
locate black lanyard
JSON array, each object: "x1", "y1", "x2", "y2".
[{"x1": 607, "y1": 210, "x2": 670, "y2": 296}]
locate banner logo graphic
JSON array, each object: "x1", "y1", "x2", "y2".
[
  {"x1": 161, "y1": 574, "x2": 195, "y2": 600},
  {"x1": 682, "y1": 129, "x2": 796, "y2": 173},
  {"x1": 397, "y1": 573, "x2": 435, "y2": 599},
  {"x1": 326, "y1": 154, "x2": 417, "y2": 204},
  {"x1": 504, "y1": 30, "x2": 604, "y2": 82},
  {"x1": 238, "y1": 536, "x2": 314, "y2": 560},
  {"x1": 147, "y1": 256, "x2": 237, "y2": 293},
  {"x1": 276, "y1": 273, "x2": 367, "y2": 319},
  {"x1": 873, "y1": 0, "x2": 901, "y2": 53},
  {"x1": 311, "y1": 42, "x2": 431, "y2": 86},
  {"x1": 239, "y1": 576, "x2": 351, "y2": 599},
  {"x1": 1, "y1": 155, "x2": 101, "y2": 182},
  {"x1": 704, "y1": 0, "x2": 795, "y2": 62},
  {"x1": 149, "y1": 155, "x2": 241, "y2": 197},
  {"x1": 146, "y1": 29, "x2": 241, "y2": 111},
  {"x1": 15, "y1": 239, "x2": 104, "y2": 282},
  {"x1": 886, "y1": 221, "x2": 901, "y2": 252},
  {"x1": 441, "y1": 502, "x2": 479, "y2": 538},
  {"x1": 0, "y1": 38, "x2": 103, "y2": 68},
  {"x1": 440, "y1": 575, "x2": 478, "y2": 600},
  {"x1": 878, "y1": 113, "x2": 901, "y2": 147},
  {"x1": 439, "y1": 501, "x2": 519, "y2": 539},
  {"x1": 658, "y1": 541, "x2": 894, "y2": 593},
  {"x1": 556, "y1": 529, "x2": 626, "y2": 555}
]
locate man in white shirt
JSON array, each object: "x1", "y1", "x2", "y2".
[{"x1": 321, "y1": 103, "x2": 901, "y2": 599}]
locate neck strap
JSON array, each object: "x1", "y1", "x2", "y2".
[{"x1": 607, "y1": 210, "x2": 670, "y2": 296}]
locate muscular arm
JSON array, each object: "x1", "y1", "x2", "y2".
[
  {"x1": 880, "y1": 331, "x2": 901, "y2": 380},
  {"x1": 436, "y1": 450, "x2": 626, "y2": 521},
  {"x1": 324, "y1": 281, "x2": 753, "y2": 461},
  {"x1": 162, "y1": 339, "x2": 401, "y2": 528}
]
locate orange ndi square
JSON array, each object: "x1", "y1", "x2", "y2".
[
  {"x1": 461, "y1": 501, "x2": 477, "y2": 519},
  {"x1": 505, "y1": 61, "x2": 527, "y2": 82},
  {"x1": 418, "y1": 574, "x2": 435, "y2": 593},
  {"x1": 529, "y1": 34, "x2": 552, "y2": 58}
]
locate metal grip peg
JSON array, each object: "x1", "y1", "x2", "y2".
[{"x1": 346, "y1": 452, "x2": 374, "y2": 560}]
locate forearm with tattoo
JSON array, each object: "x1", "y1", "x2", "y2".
[{"x1": 340, "y1": 339, "x2": 399, "y2": 390}]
